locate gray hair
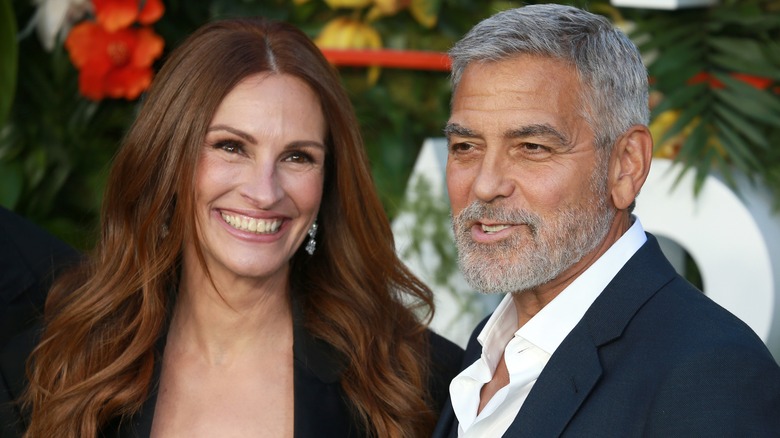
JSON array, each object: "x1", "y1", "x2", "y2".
[{"x1": 449, "y1": 4, "x2": 649, "y2": 151}]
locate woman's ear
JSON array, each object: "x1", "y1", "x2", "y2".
[{"x1": 609, "y1": 125, "x2": 653, "y2": 210}]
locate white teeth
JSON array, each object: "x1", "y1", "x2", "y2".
[
  {"x1": 221, "y1": 212, "x2": 282, "y2": 234},
  {"x1": 481, "y1": 224, "x2": 510, "y2": 233}
]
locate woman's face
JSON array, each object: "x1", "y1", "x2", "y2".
[{"x1": 189, "y1": 73, "x2": 326, "y2": 287}]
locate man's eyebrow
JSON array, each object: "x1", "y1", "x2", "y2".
[
  {"x1": 443, "y1": 122, "x2": 478, "y2": 138},
  {"x1": 445, "y1": 122, "x2": 571, "y2": 145},
  {"x1": 505, "y1": 123, "x2": 569, "y2": 145}
]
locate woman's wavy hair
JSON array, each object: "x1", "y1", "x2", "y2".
[{"x1": 24, "y1": 18, "x2": 435, "y2": 437}]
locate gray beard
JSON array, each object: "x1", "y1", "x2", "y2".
[{"x1": 451, "y1": 181, "x2": 614, "y2": 295}]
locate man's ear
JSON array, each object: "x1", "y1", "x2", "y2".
[{"x1": 609, "y1": 125, "x2": 653, "y2": 210}]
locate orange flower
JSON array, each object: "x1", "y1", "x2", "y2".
[
  {"x1": 92, "y1": 0, "x2": 165, "y2": 32},
  {"x1": 65, "y1": 21, "x2": 164, "y2": 100}
]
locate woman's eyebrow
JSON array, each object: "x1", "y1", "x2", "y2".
[{"x1": 207, "y1": 125, "x2": 257, "y2": 144}]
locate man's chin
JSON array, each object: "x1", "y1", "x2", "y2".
[{"x1": 461, "y1": 268, "x2": 535, "y2": 295}]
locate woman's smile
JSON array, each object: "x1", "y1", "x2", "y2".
[{"x1": 220, "y1": 211, "x2": 283, "y2": 234}]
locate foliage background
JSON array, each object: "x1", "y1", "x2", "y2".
[{"x1": 1, "y1": 0, "x2": 779, "y2": 250}]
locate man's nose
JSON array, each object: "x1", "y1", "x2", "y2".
[{"x1": 472, "y1": 150, "x2": 515, "y2": 202}]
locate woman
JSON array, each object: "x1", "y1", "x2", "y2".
[{"x1": 2, "y1": 18, "x2": 461, "y2": 437}]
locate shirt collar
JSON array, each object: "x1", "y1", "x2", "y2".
[
  {"x1": 476, "y1": 293, "x2": 518, "y2": 371},
  {"x1": 477, "y1": 217, "x2": 647, "y2": 356}
]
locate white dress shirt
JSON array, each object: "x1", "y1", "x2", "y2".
[{"x1": 451, "y1": 218, "x2": 647, "y2": 437}]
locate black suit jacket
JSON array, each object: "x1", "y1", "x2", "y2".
[
  {"x1": 1, "y1": 311, "x2": 463, "y2": 437},
  {"x1": 0, "y1": 207, "x2": 79, "y2": 347},
  {"x1": 433, "y1": 233, "x2": 780, "y2": 437},
  {"x1": 0, "y1": 207, "x2": 80, "y2": 437}
]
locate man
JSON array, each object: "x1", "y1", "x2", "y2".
[
  {"x1": 0, "y1": 206, "x2": 79, "y2": 347},
  {"x1": 1, "y1": 206, "x2": 79, "y2": 432},
  {"x1": 433, "y1": 4, "x2": 780, "y2": 437}
]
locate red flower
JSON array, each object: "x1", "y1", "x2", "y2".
[
  {"x1": 688, "y1": 71, "x2": 774, "y2": 91},
  {"x1": 65, "y1": 21, "x2": 164, "y2": 100},
  {"x1": 92, "y1": 0, "x2": 165, "y2": 32}
]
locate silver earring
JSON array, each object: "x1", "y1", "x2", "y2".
[{"x1": 305, "y1": 221, "x2": 318, "y2": 255}]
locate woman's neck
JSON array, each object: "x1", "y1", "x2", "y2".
[{"x1": 170, "y1": 258, "x2": 294, "y2": 366}]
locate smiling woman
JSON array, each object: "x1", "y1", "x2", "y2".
[
  {"x1": 0, "y1": 17, "x2": 462, "y2": 438},
  {"x1": 191, "y1": 74, "x2": 326, "y2": 288}
]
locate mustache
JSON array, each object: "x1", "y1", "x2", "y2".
[{"x1": 452, "y1": 201, "x2": 541, "y2": 232}]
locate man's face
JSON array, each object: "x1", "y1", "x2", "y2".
[{"x1": 445, "y1": 54, "x2": 616, "y2": 295}]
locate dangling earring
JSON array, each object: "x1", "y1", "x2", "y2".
[
  {"x1": 161, "y1": 197, "x2": 175, "y2": 240},
  {"x1": 305, "y1": 221, "x2": 318, "y2": 255}
]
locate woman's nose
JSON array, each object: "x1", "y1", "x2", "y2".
[{"x1": 239, "y1": 160, "x2": 284, "y2": 207}]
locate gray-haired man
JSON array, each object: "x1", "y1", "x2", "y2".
[{"x1": 433, "y1": 4, "x2": 780, "y2": 437}]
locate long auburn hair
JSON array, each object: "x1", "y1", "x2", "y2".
[{"x1": 24, "y1": 18, "x2": 435, "y2": 437}]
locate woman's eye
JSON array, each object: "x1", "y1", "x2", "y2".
[
  {"x1": 285, "y1": 151, "x2": 313, "y2": 163},
  {"x1": 214, "y1": 140, "x2": 242, "y2": 154}
]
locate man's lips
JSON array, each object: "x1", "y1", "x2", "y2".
[
  {"x1": 480, "y1": 223, "x2": 511, "y2": 233},
  {"x1": 470, "y1": 221, "x2": 518, "y2": 242}
]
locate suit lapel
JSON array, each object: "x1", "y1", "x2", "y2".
[
  {"x1": 103, "y1": 335, "x2": 164, "y2": 438},
  {"x1": 431, "y1": 396, "x2": 459, "y2": 438},
  {"x1": 105, "y1": 301, "x2": 355, "y2": 438},
  {"x1": 505, "y1": 234, "x2": 678, "y2": 436},
  {"x1": 292, "y1": 303, "x2": 360, "y2": 438},
  {"x1": 431, "y1": 318, "x2": 486, "y2": 438},
  {"x1": 505, "y1": 328, "x2": 602, "y2": 437}
]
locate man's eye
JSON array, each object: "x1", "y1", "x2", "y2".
[
  {"x1": 523, "y1": 143, "x2": 550, "y2": 153},
  {"x1": 449, "y1": 142, "x2": 474, "y2": 153}
]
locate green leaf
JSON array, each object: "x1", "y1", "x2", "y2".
[
  {"x1": 0, "y1": 160, "x2": 23, "y2": 208},
  {"x1": 708, "y1": 53, "x2": 780, "y2": 80},
  {"x1": 24, "y1": 147, "x2": 48, "y2": 189},
  {"x1": 717, "y1": 121, "x2": 762, "y2": 172},
  {"x1": 713, "y1": 103, "x2": 770, "y2": 150},
  {"x1": 0, "y1": 0, "x2": 17, "y2": 126},
  {"x1": 637, "y1": 22, "x2": 699, "y2": 53},
  {"x1": 691, "y1": 148, "x2": 726, "y2": 195},
  {"x1": 651, "y1": 83, "x2": 708, "y2": 116},
  {"x1": 655, "y1": 95, "x2": 709, "y2": 144},
  {"x1": 712, "y1": 87, "x2": 780, "y2": 128},
  {"x1": 647, "y1": 38, "x2": 703, "y2": 77},
  {"x1": 710, "y1": 4, "x2": 778, "y2": 29},
  {"x1": 708, "y1": 36, "x2": 768, "y2": 65},
  {"x1": 675, "y1": 118, "x2": 707, "y2": 164},
  {"x1": 765, "y1": 41, "x2": 780, "y2": 66},
  {"x1": 715, "y1": 73, "x2": 780, "y2": 117}
]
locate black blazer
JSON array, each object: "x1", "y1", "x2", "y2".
[
  {"x1": 0, "y1": 207, "x2": 79, "y2": 437},
  {"x1": 433, "y1": 233, "x2": 780, "y2": 437},
  {"x1": 0, "y1": 206, "x2": 79, "y2": 348},
  {"x1": 1, "y1": 312, "x2": 462, "y2": 437}
]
